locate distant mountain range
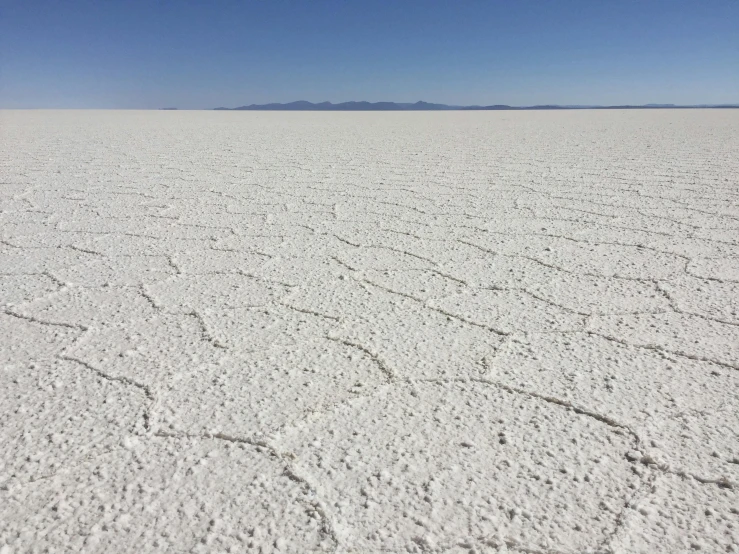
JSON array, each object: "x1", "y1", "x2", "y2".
[{"x1": 212, "y1": 100, "x2": 739, "y2": 111}]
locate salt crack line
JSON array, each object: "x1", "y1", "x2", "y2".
[
  {"x1": 187, "y1": 310, "x2": 228, "y2": 349},
  {"x1": 359, "y1": 277, "x2": 509, "y2": 336},
  {"x1": 154, "y1": 429, "x2": 340, "y2": 551},
  {"x1": 599, "y1": 471, "x2": 659, "y2": 554},
  {"x1": 324, "y1": 335, "x2": 395, "y2": 381},
  {"x1": 279, "y1": 301, "x2": 341, "y2": 322},
  {"x1": 61, "y1": 355, "x2": 156, "y2": 431},
  {"x1": 653, "y1": 280, "x2": 739, "y2": 327},
  {"x1": 414, "y1": 375, "x2": 641, "y2": 443},
  {"x1": 458, "y1": 238, "x2": 687, "y2": 283},
  {"x1": 441, "y1": 536, "x2": 583, "y2": 554},
  {"x1": 68, "y1": 244, "x2": 106, "y2": 256},
  {"x1": 586, "y1": 330, "x2": 739, "y2": 371},
  {"x1": 3, "y1": 309, "x2": 87, "y2": 331}
]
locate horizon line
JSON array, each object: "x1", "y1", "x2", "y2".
[{"x1": 3, "y1": 101, "x2": 739, "y2": 111}]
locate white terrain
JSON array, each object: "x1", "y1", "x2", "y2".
[{"x1": 1, "y1": 109, "x2": 738, "y2": 553}]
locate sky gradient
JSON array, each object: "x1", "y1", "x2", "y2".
[{"x1": 1, "y1": 0, "x2": 737, "y2": 109}]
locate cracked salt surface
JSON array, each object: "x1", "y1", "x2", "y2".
[{"x1": 1, "y1": 109, "x2": 738, "y2": 553}]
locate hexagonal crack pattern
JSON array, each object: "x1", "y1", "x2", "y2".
[{"x1": 2, "y1": 110, "x2": 738, "y2": 553}]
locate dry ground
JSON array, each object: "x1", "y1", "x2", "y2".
[{"x1": 1, "y1": 110, "x2": 738, "y2": 553}]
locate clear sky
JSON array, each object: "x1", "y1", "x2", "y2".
[{"x1": 1, "y1": 0, "x2": 737, "y2": 109}]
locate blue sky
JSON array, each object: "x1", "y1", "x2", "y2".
[{"x1": 1, "y1": 0, "x2": 737, "y2": 108}]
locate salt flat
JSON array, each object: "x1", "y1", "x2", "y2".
[{"x1": 1, "y1": 109, "x2": 738, "y2": 553}]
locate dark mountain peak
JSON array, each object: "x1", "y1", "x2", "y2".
[{"x1": 216, "y1": 101, "x2": 739, "y2": 111}]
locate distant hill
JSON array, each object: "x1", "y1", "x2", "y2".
[
  {"x1": 214, "y1": 101, "x2": 739, "y2": 111},
  {"x1": 223, "y1": 100, "x2": 455, "y2": 111}
]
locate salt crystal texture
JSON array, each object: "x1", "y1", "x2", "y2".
[{"x1": 1, "y1": 109, "x2": 737, "y2": 553}]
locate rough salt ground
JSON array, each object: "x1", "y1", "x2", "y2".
[{"x1": 1, "y1": 110, "x2": 738, "y2": 553}]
